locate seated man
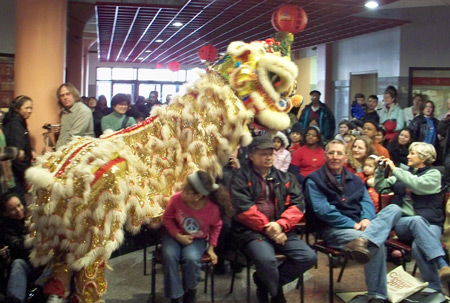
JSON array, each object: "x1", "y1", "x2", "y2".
[
  {"x1": 230, "y1": 136, "x2": 316, "y2": 303},
  {"x1": 305, "y1": 139, "x2": 403, "y2": 303}
]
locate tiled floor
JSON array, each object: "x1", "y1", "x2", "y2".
[{"x1": 103, "y1": 247, "x2": 406, "y2": 303}]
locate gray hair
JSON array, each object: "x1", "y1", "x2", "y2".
[
  {"x1": 325, "y1": 139, "x2": 347, "y2": 152},
  {"x1": 409, "y1": 142, "x2": 436, "y2": 165}
]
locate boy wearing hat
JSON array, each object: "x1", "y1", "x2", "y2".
[{"x1": 230, "y1": 136, "x2": 316, "y2": 303}]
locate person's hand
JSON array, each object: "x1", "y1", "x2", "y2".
[
  {"x1": 377, "y1": 156, "x2": 395, "y2": 171},
  {"x1": 0, "y1": 246, "x2": 9, "y2": 258},
  {"x1": 31, "y1": 150, "x2": 38, "y2": 162},
  {"x1": 355, "y1": 219, "x2": 371, "y2": 231},
  {"x1": 444, "y1": 111, "x2": 450, "y2": 121},
  {"x1": 175, "y1": 233, "x2": 194, "y2": 246},
  {"x1": 354, "y1": 222, "x2": 361, "y2": 230},
  {"x1": 264, "y1": 222, "x2": 283, "y2": 239},
  {"x1": 17, "y1": 150, "x2": 25, "y2": 161},
  {"x1": 366, "y1": 177, "x2": 375, "y2": 187},
  {"x1": 206, "y1": 246, "x2": 218, "y2": 265},
  {"x1": 51, "y1": 125, "x2": 61, "y2": 133},
  {"x1": 228, "y1": 154, "x2": 240, "y2": 169},
  {"x1": 272, "y1": 232, "x2": 287, "y2": 245}
]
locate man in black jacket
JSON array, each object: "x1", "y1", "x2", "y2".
[{"x1": 230, "y1": 136, "x2": 316, "y2": 303}]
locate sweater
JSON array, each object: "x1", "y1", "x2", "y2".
[
  {"x1": 162, "y1": 192, "x2": 223, "y2": 247},
  {"x1": 101, "y1": 111, "x2": 137, "y2": 133},
  {"x1": 273, "y1": 148, "x2": 291, "y2": 172},
  {"x1": 56, "y1": 102, "x2": 94, "y2": 148},
  {"x1": 374, "y1": 166, "x2": 443, "y2": 225},
  {"x1": 290, "y1": 145, "x2": 325, "y2": 180}
]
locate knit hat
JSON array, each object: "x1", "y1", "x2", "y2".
[
  {"x1": 290, "y1": 123, "x2": 302, "y2": 134},
  {"x1": 272, "y1": 131, "x2": 289, "y2": 147}
]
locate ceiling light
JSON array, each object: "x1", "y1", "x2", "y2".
[
  {"x1": 365, "y1": 1, "x2": 379, "y2": 9},
  {"x1": 172, "y1": 22, "x2": 183, "y2": 27},
  {"x1": 138, "y1": 57, "x2": 145, "y2": 60},
  {"x1": 144, "y1": 50, "x2": 152, "y2": 53},
  {"x1": 155, "y1": 39, "x2": 164, "y2": 43}
]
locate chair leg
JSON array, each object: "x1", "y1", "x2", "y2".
[
  {"x1": 328, "y1": 254, "x2": 334, "y2": 303},
  {"x1": 210, "y1": 263, "x2": 215, "y2": 303},
  {"x1": 143, "y1": 244, "x2": 147, "y2": 276},
  {"x1": 150, "y1": 252, "x2": 156, "y2": 303},
  {"x1": 412, "y1": 262, "x2": 417, "y2": 277},
  {"x1": 246, "y1": 263, "x2": 251, "y2": 303},
  {"x1": 299, "y1": 275, "x2": 304, "y2": 303},
  {"x1": 204, "y1": 263, "x2": 209, "y2": 294},
  {"x1": 337, "y1": 256, "x2": 348, "y2": 283}
]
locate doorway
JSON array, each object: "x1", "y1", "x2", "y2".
[{"x1": 349, "y1": 72, "x2": 378, "y2": 113}]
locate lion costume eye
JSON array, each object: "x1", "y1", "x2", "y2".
[{"x1": 278, "y1": 98, "x2": 291, "y2": 111}]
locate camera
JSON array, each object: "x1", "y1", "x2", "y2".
[
  {"x1": 42, "y1": 123, "x2": 52, "y2": 130},
  {"x1": 378, "y1": 160, "x2": 386, "y2": 168},
  {"x1": 349, "y1": 130, "x2": 360, "y2": 136}
]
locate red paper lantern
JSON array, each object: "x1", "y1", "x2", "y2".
[
  {"x1": 198, "y1": 44, "x2": 218, "y2": 62},
  {"x1": 271, "y1": 5, "x2": 308, "y2": 34},
  {"x1": 167, "y1": 61, "x2": 180, "y2": 72},
  {"x1": 155, "y1": 63, "x2": 163, "y2": 69}
]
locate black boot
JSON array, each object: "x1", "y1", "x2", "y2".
[
  {"x1": 183, "y1": 288, "x2": 197, "y2": 303},
  {"x1": 253, "y1": 272, "x2": 269, "y2": 303},
  {"x1": 270, "y1": 284, "x2": 286, "y2": 303},
  {"x1": 171, "y1": 297, "x2": 182, "y2": 303}
]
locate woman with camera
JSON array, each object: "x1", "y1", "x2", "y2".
[{"x1": 374, "y1": 142, "x2": 450, "y2": 294}]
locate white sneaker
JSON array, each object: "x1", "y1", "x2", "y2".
[{"x1": 46, "y1": 294, "x2": 64, "y2": 303}]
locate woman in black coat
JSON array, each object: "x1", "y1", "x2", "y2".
[
  {"x1": 387, "y1": 128, "x2": 413, "y2": 167},
  {"x1": 2, "y1": 96, "x2": 33, "y2": 204}
]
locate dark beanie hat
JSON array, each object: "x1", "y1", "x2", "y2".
[{"x1": 290, "y1": 123, "x2": 302, "y2": 134}]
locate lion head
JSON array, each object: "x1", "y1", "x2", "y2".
[{"x1": 212, "y1": 34, "x2": 298, "y2": 131}]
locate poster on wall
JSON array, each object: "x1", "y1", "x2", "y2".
[
  {"x1": 0, "y1": 55, "x2": 14, "y2": 109},
  {"x1": 410, "y1": 68, "x2": 450, "y2": 119}
]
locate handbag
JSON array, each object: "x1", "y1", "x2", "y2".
[{"x1": 387, "y1": 266, "x2": 428, "y2": 303}]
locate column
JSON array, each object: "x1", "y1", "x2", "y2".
[{"x1": 15, "y1": 0, "x2": 67, "y2": 154}]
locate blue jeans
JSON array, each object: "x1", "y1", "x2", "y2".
[
  {"x1": 7, "y1": 259, "x2": 32, "y2": 303},
  {"x1": 322, "y1": 204, "x2": 403, "y2": 300},
  {"x1": 243, "y1": 234, "x2": 317, "y2": 296},
  {"x1": 161, "y1": 235, "x2": 206, "y2": 299},
  {"x1": 394, "y1": 216, "x2": 445, "y2": 292}
]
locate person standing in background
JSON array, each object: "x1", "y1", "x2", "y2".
[{"x1": 55, "y1": 83, "x2": 94, "y2": 149}]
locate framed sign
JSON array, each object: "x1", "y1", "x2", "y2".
[
  {"x1": 0, "y1": 55, "x2": 14, "y2": 108},
  {"x1": 409, "y1": 67, "x2": 450, "y2": 119}
]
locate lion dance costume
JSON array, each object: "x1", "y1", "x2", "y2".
[{"x1": 25, "y1": 35, "x2": 299, "y2": 303}]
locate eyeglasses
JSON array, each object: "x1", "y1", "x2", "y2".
[{"x1": 327, "y1": 151, "x2": 345, "y2": 156}]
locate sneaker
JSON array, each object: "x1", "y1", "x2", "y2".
[
  {"x1": 46, "y1": 294, "x2": 64, "y2": 303},
  {"x1": 253, "y1": 273, "x2": 269, "y2": 303}
]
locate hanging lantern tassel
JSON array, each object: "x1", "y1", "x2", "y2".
[{"x1": 167, "y1": 61, "x2": 180, "y2": 72}]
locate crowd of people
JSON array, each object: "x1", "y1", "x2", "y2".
[{"x1": 1, "y1": 82, "x2": 450, "y2": 303}]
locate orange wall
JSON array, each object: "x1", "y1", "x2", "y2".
[{"x1": 15, "y1": 0, "x2": 67, "y2": 154}]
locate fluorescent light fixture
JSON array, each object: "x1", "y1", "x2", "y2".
[
  {"x1": 144, "y1": 50, "x2": 152, "y2": 53},
  {"x1": 138, "y1": 57, "x2": 144, "y2": 60},
  {"x1": 365, "y1": 1, "x2": 379, "y2": 8},
  {"x1": 155, "y1": 39, "x2": 164, "y2": 43},
  {"x1": 172, "y1": 22, "x2": 183, "y2": 27}
]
